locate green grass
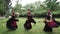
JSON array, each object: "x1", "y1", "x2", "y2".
[{"x1": 0, "y1": 18, "x2": 60, "y2": 34}]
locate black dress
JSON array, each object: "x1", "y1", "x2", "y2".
[
  {"x1": 44, "y1": 21, "x2": 52, "y2": 32},
  {"x1": 6, "y1": 16, "x2": 18, "y2": 30},
  {"x1": 24, "y1": 19, "x2": 36, "y2": 30},
  {"x1": 24, "y1": 20, "x2": 32, "y2": 30}
]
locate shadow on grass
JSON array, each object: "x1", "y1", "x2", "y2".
[
  {"x1": 44, "y1": 32, "x2": 53, "y2": 34},
  {"x1": 43, "y1": 31, "x2": 60, "y2": 34},
  {"x1": 23, "y1": 30, "x2": 34, "y2": 34},
  {"x1": 2, "y1": 30, "x2": 16, "y2": 34}
]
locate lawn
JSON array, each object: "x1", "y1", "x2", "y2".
[{"x1": 0, "y1": 18, "x2": 60, "y2": 34}]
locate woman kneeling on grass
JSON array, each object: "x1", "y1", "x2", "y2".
[{"x1": 24, "y1": 9, "x2": 36, "y2": 31}]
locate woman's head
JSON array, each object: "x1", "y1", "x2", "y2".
[
  {"x1": 47, "y1": 10, "x2": 51, "y2": 16},
  {"x1": 27, "y1": 9, "x2": 32, "y2": 16}
]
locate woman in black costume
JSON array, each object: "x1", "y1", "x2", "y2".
[
  {"x1": 24, "y1": 9, "x2": 36, "y2": 30},
  {"x1": 43, "y1": 10, "x2": 53, "y2": 32},
  {"x1": 6, "y1": 15, "x2": 19, "y2": 30}
]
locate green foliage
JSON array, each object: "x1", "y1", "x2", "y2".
[
  {"x1": 45, "y1": 0, "x2": 59, "y2": 11},
  {"x1": 14, "y1": 4, "x2": 22, "y2": 13},
  {"x1": 13, "y1": 0, "x2": 60, "y2": 17},
  {"x1": 0, "y1": 0, "x2": 10, "y2": 16}
]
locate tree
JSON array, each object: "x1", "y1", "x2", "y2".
[
  {"x1": 45, "y1": 0, "x2": 59, "y2": 11},
  {"x1": 13, "y1": 0, "x2": 22, "y2": 13},
  {"x1": 0, "y1": 0, "x2": 10, "y2": 16}
]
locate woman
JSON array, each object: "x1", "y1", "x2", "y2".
[
  {"x1": 24, "y1": 9, "x2": 36, "y2": 30},
  {"x1": 6, "y1": 16, "x2": 19, "y2": 30},
  {"x1": 43, "y1": 10, "x2": 53, "y2": 32}
]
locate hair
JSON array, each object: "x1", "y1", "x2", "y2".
[{"x1": 27, "y1": 9, "x2": 32, "y2": 12}]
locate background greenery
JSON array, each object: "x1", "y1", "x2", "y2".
[{"x1": 0, "y1": 0, "x2": 60, "y2": 18}]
